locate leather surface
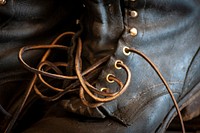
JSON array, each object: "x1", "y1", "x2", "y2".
[
  {"x1": 98, "y1": 0, "x2": 200, "y2": 132},
  {"x1": 0, "y1": 0, "x2": 82, "y2": 129},
  {"x1": 81, "y1": 0, "x2": 124, "y2": 63},
  {"x1": 57, "y1": 0, "x2": 200, "y2": 132},
  {"x1": 2, "y1": 0, "x2": 200, "y2": 132}
]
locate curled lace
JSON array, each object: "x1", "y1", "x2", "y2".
[
  {"x1": 5, "y1": 32, "x2": 185, "y2": 133},
  {"x1": 75, "y1": 37, "x2": 131, "y2": 107},
  {"x1": 4, "y1": 32, "x2": 77, "y2": 132},
  {"x1": 18, "y1": 45, "x2": 111, "y2": 100},
  {"x1": 17, "y1": 30, "x2": 131, "y2": 109}
]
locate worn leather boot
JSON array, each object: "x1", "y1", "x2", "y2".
[
  {"x1": 0, "y1": 0, "x2": 82, "y2": 132},
  {"x1": 8, "y1": 0, "x2": 200, "y2": 133}
]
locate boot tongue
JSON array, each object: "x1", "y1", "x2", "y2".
[
  {"x1": 61, "y1": 0, "x2": 124, "y2": 119},
  {"x1": 81, "y1": 0, "x2": 124, "y2": 64}
]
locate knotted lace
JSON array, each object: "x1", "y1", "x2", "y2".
[{"x1": 5, "y1": 31, "x2": 185, "y2": 133}]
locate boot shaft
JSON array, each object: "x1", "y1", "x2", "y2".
[{"x1": 81, "y1": 0, "x2": 124, "y2": 63}]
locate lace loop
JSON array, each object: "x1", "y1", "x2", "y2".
[
  {"x1": 75, "y1": 36, "x2": 131, "y2": 105},
  {"x1": 5, "y1": 32, "x2": 185, "y2": 133}
]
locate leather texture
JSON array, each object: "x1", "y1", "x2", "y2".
[
  {"x1": 1, "y1": 0, "x2": 200, "y2": 133},
  {"x1": 81, "y1": 0, "x2": 124, "y2": 63},
  {"x1": 25, "y1": 0, "x2": 200, "y2": 133},
  {"x1": 97, "y1": 0, "x2": 200, "y2": 132},
  {"x1": 0, "y1": 0, "x2": 82, "y2": 131}
]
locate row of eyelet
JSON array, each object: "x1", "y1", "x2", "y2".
[
  {"x1": 105, "y1": 60, "x2": 123, "y2": 84},
  {"x1": 105, "y1": 0, "x2": 138, "y2": 86},
  {"x1": 0, "y1": 0, "x2": 6, "y2": 5},
  {"x1": 129, "y1": 0, "x2": 138, "y2": 37}
]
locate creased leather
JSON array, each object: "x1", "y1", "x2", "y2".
[
  {"x1": 96, "y1": 0, "x2": 200, "y2": 132},
  {"x1": 47, "y1": 0, "x2": 200, "y2": 133},
  {"x1": 3, "y1": 0, "x2": 200, "y2": 133},
  {"x1": 0, "y1": 0, "x2": 82, "y2": 130},
  {"x1": 81, "y1": 0, "x2": 124, "y2": 63}
]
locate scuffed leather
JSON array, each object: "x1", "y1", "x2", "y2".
[
  {"x1": 42, "y1": 0, "x2": 200, "y2": 133},
  {"x1": 59, "y1": 0, "x2": 124, "y2": 119},
  {"x1": 7, "y1": 0, "x2": 200, "y2": 133},
  {"x1": 81, "y1": 0, "x2": 124, "y2": 63}
]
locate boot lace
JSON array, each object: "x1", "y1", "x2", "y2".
[{"x1": 5, "y1": 31, "x2": 185, "y2": 133}]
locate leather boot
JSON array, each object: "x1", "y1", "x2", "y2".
[
  {"x1": 13, "y1": 0, "x2": 200, "y2": 133},
  {"x1": 0, "y1": 0, "x2": 82, "y2": 132}
]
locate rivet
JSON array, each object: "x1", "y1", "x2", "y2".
[
  {"x1": 0, "y1": 0, "x2": 6, "y2": 5},
  {"x1": 130, "y1": 27, "x2": 138, "y2": 36},
  {"x1": 130, "y1": 11, "x2": 138, "y2": 18}
]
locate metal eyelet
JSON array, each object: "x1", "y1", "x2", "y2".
[
  {"x1": 0, "y1": 0, "x2": 6, "y2": 5},
  {"x1": 100, "y1": 88, "x2": 109, "y2": 92},
  {"x1": 130, "y1": 27, "x2": 138, "y2": 36},
  {"x1": 123, "y1": 46, "x2": 131, "y2": 56},
  {"x1": 106, "y1": 74, "x2": 115, "y2": 83},
  {"x1": 115, "y1": 60, "x2": 123, "y2": 70},
  {"x1": 130, "y1": 10, "x2": 138, "y2": 18}
]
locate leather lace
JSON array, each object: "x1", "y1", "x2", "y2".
[{"x1": 5, "y1": 31, "x2": 185, "y2": 133}]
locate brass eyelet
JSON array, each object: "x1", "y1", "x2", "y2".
[
  {"x1": 115, "y1": 60, "x2": 123, "y2": 70},
  {"x1": 106, "y1": 74, "x2": 115, "y2": 83},
  {"x1": 100, "y1": 88, "x2": 109, "y2": 92},
  {"x1": 130, "y1": 27, "x2": 138, "y2": 37},
  {"x1": 130, "y1": 10, "x2": 138, "y2": 18},
  {"x1": 123, "y1": 46, "x2": 131, "y2": 56}
]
